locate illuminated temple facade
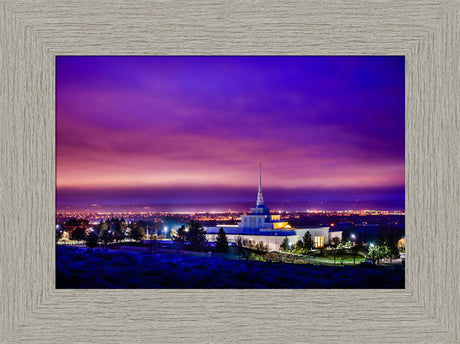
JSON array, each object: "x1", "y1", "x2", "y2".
[
  {"x1": 205, "y1": 164, "x2": 341, "y2": 251},
  {"x1": 238, "y1": 162, "x2": 289, "y2": 231}
]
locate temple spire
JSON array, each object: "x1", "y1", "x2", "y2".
[{"x1": 256, "y1": 162, "x2": 264, "y2": 206}]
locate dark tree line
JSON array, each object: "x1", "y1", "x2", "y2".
[
  {"x1": 171, "y1": 220, "x2": 208, "y2": 252},
  {"x1": 280, "y1": 231, "x2": 314, "y2": 254},
  {"x1": 235, "y1": 236, "x2": 268, "y2": 260},
  {"x1": 56, "y1": 217, "x2": 149, "y2": 248}
]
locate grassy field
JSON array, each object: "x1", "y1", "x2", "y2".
[
  {"x1": 56, "y1": 246, "x2": 404, "y2": 289},
  {"x1": 305, "y1": 256, "x2": 366, "y2": 265}
]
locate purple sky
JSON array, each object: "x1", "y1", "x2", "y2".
[{"x1": 56, "y1": 56, "x2": 405, "y2": 211}]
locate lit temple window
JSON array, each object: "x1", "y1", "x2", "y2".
[{"x1": 314, "y1": 236, "x2": 324, "y2": 248}]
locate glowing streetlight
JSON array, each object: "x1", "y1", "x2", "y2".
[{"x1": 351, "y1": 234, "x2": 356, "y2": 240}]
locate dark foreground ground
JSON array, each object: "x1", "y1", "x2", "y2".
[{"x1": 56, "y1": 246, "x2": 404, "y2": 288}]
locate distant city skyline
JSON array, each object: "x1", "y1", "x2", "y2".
[{"x1": 56, "y1": 56, "x2": 405, "y2": 210}]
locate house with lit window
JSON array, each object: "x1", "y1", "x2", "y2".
[{"x1": 205, "y1": 164, "x2": 341, "y2": 251}]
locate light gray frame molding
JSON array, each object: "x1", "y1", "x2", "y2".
[{"x1": 1, "y1": 1, "x2": 458, "y2": 343}]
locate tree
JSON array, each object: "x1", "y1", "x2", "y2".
[
  {"x1": 380, "y1": 245, "x2": 390, "y2": 262},
  {"x1": 172, "y1": 225, "x2": 187, "y2": 247},
  {"x1": 388, "y1": 239, "x2": 400, "y2": 261},
  {"x1": 367, "y1": 244, "x2": 389, "y2": 265},
  {"x1": 235, "y1": 236, "x2": 252, "y2": 260},
  {"x1": 367, "y1": 245, "x2": 379, "y2": 264},
  {"x1": 254, "y1": 241, "x2": 267, "y2": 254},
  {"x1": 235, "y1": 236, "x2": 245, "y2": 256},
  {"x1": 55, "y1": 228, "x2": 62, "y2": 243},
  {"x1": 101, "y1": 229, "x2": 114, "y2": 246},
  {"x1": 280, "y1": 237, "x2": 290, "y2": 252},
  {"x1": 302, "y1": 231, "x2": 313, "y2": 253},
  {"x1": 186, "y1": 220, "x2": 207, "y2": 251},
  {"x1": 100, "y1": 220, "x2": 108, "y2": 232},
  {"x1": 85, "y1": 231, "x2": 99, "y2": 248},
  {"x1": 294, "y1": 240, "x2": 304, "y2": 253},
  {"x1": 112, "y1": 218, "x2": 124, "y2": 242},
  {"x1": 65, "y1": 217, "x2": 79, "y2": 226},
  {"x1": 215, "y1": 227, "x2": 229, "y2": 253},
  {"x1": 71, "y1": 227, "x2": 86, "y2": 241},
  {"x1": 99, "y1": 220, "x2": 112, "y2": 246},
  {"x1": 130, "y1": 222, "x2": 145, "y2": 242},
  {"x1": 331, "y1": 236, "x2": 341, "y2": 247}
]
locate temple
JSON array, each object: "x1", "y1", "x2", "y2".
[
  {"x1": 238, "y1": 162, "x2": 288, "y2": 231},
  {"x1": 205, "y1": 163, "x2": 342, "y2": 251}
]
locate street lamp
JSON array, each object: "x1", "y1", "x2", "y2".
[{"x1": 163, "y1": 226, "x2": 168, "y2": 238}]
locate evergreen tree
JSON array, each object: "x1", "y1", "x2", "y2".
[
  {"x1": 112, "y1": 218, "x2": 124, "y2": 242},
  {"x1": 102, "y1": 230, "x2": 114, "y2": 245},
  {"x1": 71, "y1": 227, "x2": 86, "y2": 241},
  {"x1": 280, "y1": 237, "x2": 290, "y2": 252},
  {"x1": 100, "y1": 220, "x2": 113, "y2": 246},
  {"x1": 215, "y1": 227, "x2": 229, "y2": 253},
  {"x1": 85, "y1": 231, "x2": 99, "y2": 248},
  {"x1": 302, "y1": 231, "x2": 313, "y2": 252},
  {"x1": 186, "y1": 220, "x2": 207, "y2": 251},
  {"x1": 130, "y1": 222, "x2": 145, "y2": 242},
  {"x1": 294, "y1": 240, "x2": 304, "y2": 253},
  {"x1": 172, "y1": 225, "x2": 187, "y2": 244}
]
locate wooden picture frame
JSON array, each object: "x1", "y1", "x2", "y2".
[{"x1": 1, "y1": 1, "x2": 458, "y2": 343}]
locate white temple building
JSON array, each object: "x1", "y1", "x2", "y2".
[{"x1": 205, "y1": 163, "x2": 342, "y2": 251}]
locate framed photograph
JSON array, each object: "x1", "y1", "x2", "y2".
[
  {"x1": 1, "y1": 1, "x2": 458, "y2": 343},
  {"x1": 54, "y1": 55, "x2": 406, "y2": 289}
]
